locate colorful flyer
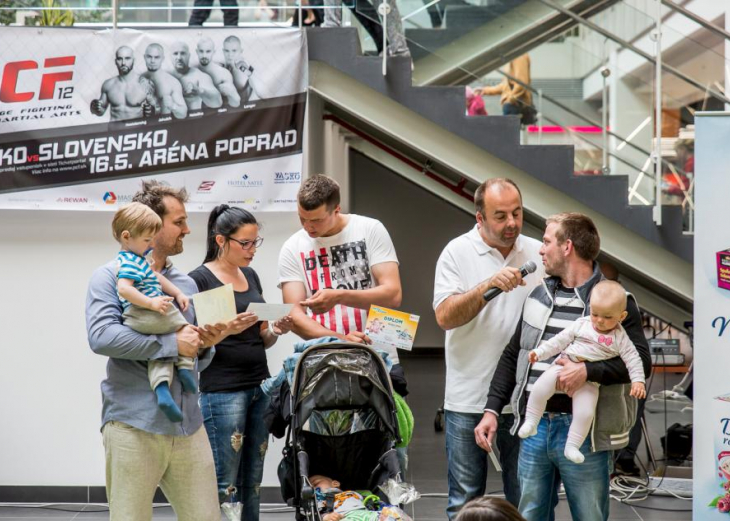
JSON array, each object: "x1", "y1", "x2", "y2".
[{"x1": 365, "y1": 306, "x2": 420, "y2": 351}]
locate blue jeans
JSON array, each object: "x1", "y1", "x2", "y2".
[
  {"x1": 445, "y1": 411, "x2": 521, "y2": 520},
  {"x1": 502, "y1": 102, "x2": 522, "y2": 116},
  {"x1": 201, "y1": 387, "x2": 271, "y2": 520},
  {"x1": 518, "y1": 413, "x2": 610, "y2": 521}
]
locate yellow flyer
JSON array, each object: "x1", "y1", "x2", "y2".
[{"x1": 365, "y1": 306, "x2": 420, "y2": 351}]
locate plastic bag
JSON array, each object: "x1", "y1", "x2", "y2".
[
  {"x1": 221, "y1": 489, "x2": 242, "y2": 521},
  {"x1": 379, "y1": 505, "x2": 414, "y2": 521},
  {"x1": 378, "y1": 478, "x2": 420, "y2": 505}
]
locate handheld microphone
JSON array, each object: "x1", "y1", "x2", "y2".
[{"x1": 483, "y1": 261, "x2": 537, "y2": 303}]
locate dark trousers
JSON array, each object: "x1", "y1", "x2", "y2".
[
  {"x1": 422, "y1": 0, "x2": 469, "y2": 28},
  {"x1": 189, "y1": 0, "x2": 240, "y2": 26},
  {"x1": 347, "y1": 0, "x2": 385, "y2": 54}
]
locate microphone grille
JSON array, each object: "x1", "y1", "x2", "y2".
[{"x1": 524, "y1": 261, "x2": 537, "y2": 274}]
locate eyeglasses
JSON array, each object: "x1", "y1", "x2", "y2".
[{"x1": 228, "y1": 236, "x2": 264, "y2": 250}]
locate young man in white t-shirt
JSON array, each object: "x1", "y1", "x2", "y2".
[
  {"x1": 433, "y1": 178, "x2": 543, "y2": 519},
  {"x1": 278, "y1": 174, "x2": 404, "y2": 368}
]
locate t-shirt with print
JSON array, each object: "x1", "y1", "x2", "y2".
[{"x1": 278, "y1": 214, "x2": 400, "y2": 362}]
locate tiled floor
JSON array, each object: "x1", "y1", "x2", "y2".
[{"x1": 0, "y1": 355, "x2": 694, "y2": 520}]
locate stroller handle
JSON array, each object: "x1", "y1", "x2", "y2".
[{"x1": 298, "y1": 450, "x2": 314, "y2": 501}]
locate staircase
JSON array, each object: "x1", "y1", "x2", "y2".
[
  {"x1": 405, "y1": 0, "x2": 620, "y2": 86},
  {"x1": 306, "y1": 27, "x2": 693, "y2": 324}
]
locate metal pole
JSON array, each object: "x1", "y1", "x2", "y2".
[
  {"x1": 661, "y1": 0, "x2": 730, "y2": 41},
  {"x1": 536, "y1": 89, "x2": 543, "y2": 144},
  {"x1": 112, "y1": 0, "x2": 118, "y2": 29},
  {"x1": 298, "y1": 0, "x2": 302, "y2": 28},
  {"x1": 380, "y1": 0, "x2": 388, "y2": 75},
  {"x1": 653, "y1": 0, "x2": 662, "y2": 225},
  {"x1": 601, "y1": 66, "x2": 610, "y2": 175}
]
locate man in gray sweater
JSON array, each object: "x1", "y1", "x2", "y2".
[{"x1": 475, "y1": 212, "x2": 650, "y2": 521}]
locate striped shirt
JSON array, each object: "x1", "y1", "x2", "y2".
[
  {"x1": 116, "y1": 251, "x2": 162, "y2": 310},
  {"x1": 526, "y1": 282, "x2": 585, "y2": 413}
]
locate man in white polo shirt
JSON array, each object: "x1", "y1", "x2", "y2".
[{"x1": 433, "y1": 178, "x2": 543, "y2": 519}]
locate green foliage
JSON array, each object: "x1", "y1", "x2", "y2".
[
  {"x1": 0, "y1": 0, "x2": 74, "y2": 26},
  {"x1": 0, "y1": 0, "x2": 35, "y2": 25},
  {"x1": 39, "y1": 0, "x2": 74, "y2": 26}
]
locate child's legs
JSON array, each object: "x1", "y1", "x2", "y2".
[
  {"x1": 148, "y1": 360, "x2": 174, "y2": 391},
  {"x1": 175, "y1": 356, "x2": 198, "y2": 394},
  {"x1": 124, "y1": 305, "x2": 188, "y2": 335},
  {"x1": 524, "y1": 365, "x2": 561, "y2": 424},
  {"x1": 175, "y1": 356, "x2": 195, "y2": 372},
  {"x1": 566, "y1": 383, "x2": 599, "y2": 450}
]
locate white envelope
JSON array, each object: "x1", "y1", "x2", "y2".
[
  {"x1": 247, "y1": 302, "x2": 293, "y2": 321},
  {"x1": 192, "y1": 284, "x2": 237, "y2": 327}
]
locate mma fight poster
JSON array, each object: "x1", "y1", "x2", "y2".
[{"x1": 0, "y1": 27, "x2": 307, "y2": 211}]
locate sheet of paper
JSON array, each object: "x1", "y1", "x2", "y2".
[
  {"x1": 192, "y1": 283, "x2": 237, "y2": 327},
  {"x1": 247, "y1": 302, "x2": 293, "y2": 321},
  {"x1": 365, "y1": 306, "x2": 420, "y2": 351}
]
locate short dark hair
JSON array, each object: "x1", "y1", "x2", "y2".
[
  {"x1": 132, "y1": 180, "x2": 189, "y2": 219},
  {"x1": 297, "y1": 174, "x2": 340, "y2": 211},
  {"x1": 546, "y1": 212, "x2": 601, "y2": 261},
  {"x1": 474, "y1": 178, "x2": 522, "y2": 215},
  {"x1": 455, "y1": 497, "x2": 527, "y2": 521}
]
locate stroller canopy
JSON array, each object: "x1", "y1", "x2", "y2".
[{"x1": 291, "y1": 343, "x2": 400, "y2": 441}]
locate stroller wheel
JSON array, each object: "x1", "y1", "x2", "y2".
[{"x1": 434, "y1": 407, "x2": 444, "y2": 432}]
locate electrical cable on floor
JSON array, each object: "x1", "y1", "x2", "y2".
[
  {"x1": 608, "y1": 344, "x2": 693, "y2": 507},
  {"x1": 0, "y1": 502, "x2": 296, "y2": 514}
]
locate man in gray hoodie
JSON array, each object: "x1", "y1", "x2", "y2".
[{"x1": 474, "y1": 212, "x2": 650, "y2": 521}]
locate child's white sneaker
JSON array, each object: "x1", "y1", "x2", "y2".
[
  {"x1": 518, "y1": 422, "x2": 538, "y2": 439},
  {"x1": 564, "y1": 446, "x2": 585, "y2": 464}
]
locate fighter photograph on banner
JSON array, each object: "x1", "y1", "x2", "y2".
[{"x1": 0, "y1": 27, "x2": 307, "y2": 212}]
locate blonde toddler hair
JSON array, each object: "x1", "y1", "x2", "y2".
[{"x1": 112, "y1": 202, "x2": 162, "y2": 242}]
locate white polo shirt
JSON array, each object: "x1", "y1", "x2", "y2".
[{"x1": 433, "y1": 226, "x2": 543, "y2": 414}]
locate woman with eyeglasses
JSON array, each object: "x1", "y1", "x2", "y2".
[{"x1": 189, "y1": 204, "x2": 293, "y2": 519}]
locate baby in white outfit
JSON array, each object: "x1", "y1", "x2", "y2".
[{"x1": 518, "y1": 280, "x2": 646, "y2": 464}]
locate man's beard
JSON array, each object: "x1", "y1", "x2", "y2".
[
  {"x1": 199, "y1": 58, "x2": 210, "y2": 66},
  {"x1": 118, "y1": 65, "x2": 131, "y2": 75}
]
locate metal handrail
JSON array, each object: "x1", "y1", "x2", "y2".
[
  {"x1": 537, "y1": 109, "x2": 653, "y2": 181},
  {"x1": 537, "y1": 0, "x2": 730, "y2": 106},
  {"x1": 661, "y1": 0, "x2": 730, "y2": 42},
  {"x1": 494, "y1": 68, "x2": 695, "y2": 179}
]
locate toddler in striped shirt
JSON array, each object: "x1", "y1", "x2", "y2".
[{"x1": 113, "y1": 202, "x2": 196, "y2": 423}]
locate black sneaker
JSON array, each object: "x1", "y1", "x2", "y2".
[{"x1": 614, "y1": 458, "x2": 641, "y2": 476}]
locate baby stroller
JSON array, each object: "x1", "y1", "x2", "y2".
[{"x1": 270, "y1": 341, "x2": 403, "y2": 521}]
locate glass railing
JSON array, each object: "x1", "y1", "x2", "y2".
[
  {"x1": 380, "y1": 0, "x2": 709, "y2": 233},
  {"x1": 0, "y1": 0, "x2": 360, "y2": 27}
]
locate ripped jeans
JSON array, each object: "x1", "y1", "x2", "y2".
[{"x1": 201, "y1": 386, "x2": 271, "y2": 520}]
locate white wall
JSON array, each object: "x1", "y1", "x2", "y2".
[{"x1": 0, "y1": 208, "x2": 300, "y2": 487}]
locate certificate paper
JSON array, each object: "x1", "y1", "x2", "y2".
[
  {"x1": 365, "y1": 306, "x2": 420, "y2": 351},
  {"x1": 192, "y1": 284, "x2": 237, "y2": 327},
  {"x1": 246, "y1": 302, "x2": 293, "y2": 321}
]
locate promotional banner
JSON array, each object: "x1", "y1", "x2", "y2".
[
  {"x1": 0, "y1": 27, "x2": 307, "y2": 211},
  {"x1": 694, "y1": 113, "x2": 730, "y2": 518}
]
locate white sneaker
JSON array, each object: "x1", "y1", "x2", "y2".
[
  {"x1": 564, "y1": 446, "x2": 585, "y2": 464},
  {"x1": 518, "y1": 422, "x2": 537, "y2": 439}
]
